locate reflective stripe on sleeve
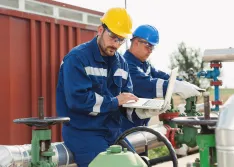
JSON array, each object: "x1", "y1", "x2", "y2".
[
  {"x1": 156, "y1": 79, "x2": 164, "y2": 98},
  {"x1": 89, "y1": 93, "x2": 104, "y2": 116},
  {"x1": 114, "y1": 68, "x2": 128, "y2": 80}
]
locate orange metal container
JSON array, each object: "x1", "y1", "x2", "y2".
[{"x1": 0, "y1": 0, "x2": 102, "y2": 144}]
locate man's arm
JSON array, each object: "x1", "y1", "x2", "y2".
[
  {"x1": 121, "y1": 63, "x2": 134, "y2": 93},
  {"x1": 150, "y1": 65, "x2": 170, "y2": 80},
  {"x1": 129, "y1": 64, "x2": 168, "y2": 98},
  {"x1": 63, "y1": 54, "x2": 119, "y2": 116}
]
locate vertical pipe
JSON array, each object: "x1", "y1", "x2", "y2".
[
  {"x1": 214, "y1": 67, "x2": 220, "y2": 111},
  {"x1": 144, "y1": 145, "x2": 149, "y2": 157},
  {"x1": 203, "y1": 92, "x2": 210, "y2": 120},
  {"x1": 38, "y1": 97, "x2": 44, "y2": 119},
  {"x1": 200, "y1": 147, "x2": 210, "y2": 167}
]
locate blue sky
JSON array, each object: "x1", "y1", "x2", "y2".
[{"x1": 54, "y1": 0, "x2": 234, "y2": 88}]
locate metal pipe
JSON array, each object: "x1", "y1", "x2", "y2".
[
  {"x1": 0, "y1": 124, "x2": 193, "y2": 167},
  {"x1": 127, "y1": 124, "x2": 167, "y2": 153},
  {"x1": 203, "y1": 92, "x2": 210, "y2": 119},
  {"x1": 0, "y1": 142, "x2": 75, "y2": 167},
  {"x1": 0, "y1": 124, "x2": 167, "y2": 167},
  {"x1": 38, "y1": 97, "x2": 44, "y2": 119}
]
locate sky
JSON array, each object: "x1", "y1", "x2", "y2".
[{"x1": 54, "y1": 0, "x2": 234, "y2": 88}]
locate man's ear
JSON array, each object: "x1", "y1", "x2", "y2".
[
  {"x1": 97, "y1": 25, "x2": 104, "y2": 36},
  {"x1": 133, "y1": 38, "x2": 139, "y2": 47}
]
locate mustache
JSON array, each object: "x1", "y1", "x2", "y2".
[{"x1": 107, "y1": 46, "x2": 117, "y2": 50}]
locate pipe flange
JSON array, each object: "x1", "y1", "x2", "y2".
[{"x1": 159, "y1": 112, "x2": 180, "y2": 121}]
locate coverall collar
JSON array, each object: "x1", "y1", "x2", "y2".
[
  {"x1": 91, "y1": 36, "x2": 120, "y2": 64},
  {"x1": 125, "y1": 50, "x2": 145, "y2": 66}
]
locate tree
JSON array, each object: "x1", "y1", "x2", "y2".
[{"x1": 169, "y1": 42, "x2": 207, "y2": 87}]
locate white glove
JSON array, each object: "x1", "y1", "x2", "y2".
[
  {"x1": 189, "y1": 83, "x2": 206, "y2": 92},
  {"x1": 135, "y1": 104, "x2": 171, "y2": 119},
  {"x1": 173, "y1": 80, "x2": 201, "y2": 99}
]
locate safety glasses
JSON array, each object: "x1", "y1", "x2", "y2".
[
  {"x1": 103, "y1": 25, "x2": 126, "y2": 45},
  {"x1": 138, "y1": 39, "x2": 155, "y2": 51}
]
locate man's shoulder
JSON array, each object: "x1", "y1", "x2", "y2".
[
  {"x1": 64, "y1": 41, "x2": 93, "y2": 61},
  {"x1": 116, "y1": 52, "x2": 130, "y2": 68},
  {"x1": 122, "y1": 50, "x2": 130, "y2": 60},
  {"x1": 72, "y1": 42, "x2": 92, "y2": 55},
  {"x1": 116, "y1": 52, "x2": 125, "y2": 61},
  {"x1": 122, "y1": 51, "x2": 142, "y2": 67}
]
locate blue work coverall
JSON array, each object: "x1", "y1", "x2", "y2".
[
  {"x1": 56, "y1": 37, "x2": 134, "y2": 167},
  {"x1": 122, "y1": 50, "x2": 170, "y2": 130}
]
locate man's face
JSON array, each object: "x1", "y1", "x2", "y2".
[
  {"x1": 97, "y1": 25, "x2": 125, "y2": 56},
  {"x1": 136, "y1": 38, "x2": 155, "y2": 62}
]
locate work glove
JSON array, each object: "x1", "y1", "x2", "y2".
[
  {"x1": 173, "y1": 80, "x2": 201, "y2": 99},
  {"x1": 134, "y1": 104, "x2": 171, "y2": 119}
]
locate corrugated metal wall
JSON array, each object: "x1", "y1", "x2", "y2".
[{"x1": 0, "y1": 1, "x2": 101, "y2": 145}]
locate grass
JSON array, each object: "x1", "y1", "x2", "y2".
[{"x1": 148, "y1": 146, "x2": 169, "y2": 159}]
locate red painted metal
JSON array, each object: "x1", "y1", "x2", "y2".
[
  {"x1": 211, "y1": 100, "x2": 223, "y2": 106},
  {"x1": 159, "y1": 112, "x2": 180, "y2": 121},
  {"x1": 164, "y1": 124, "x2": 171, "y2": 139},
  {"x1": 0, "y1": 4, "x2": 102, "y2": 145},
  {"x1": 169, "y1": 128, "x2": 178, "y2": 148},
  {"x1": 210, "y1": 62, "x2": 222, "y2": 68},
  {"x1": 210, "y1": 80, "x2": 222, "y2": 86},
  {"x1": 164, "y1": 124, "x2": 179, "y2": 148}
]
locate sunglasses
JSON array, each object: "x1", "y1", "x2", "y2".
[
  {"x1": 138, "y1": 39, "x2": 155, "y2": 51},
  {"x1": 104, "y1": 26, "x2": 126, "y2": 45}
]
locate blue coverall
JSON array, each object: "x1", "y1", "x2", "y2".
[
  {"x1": 56, "y1": 37, "x2": 134, "y2": 167},
  {"x1": 122, "y1": 50, "x2": 170, "y2": 130}
]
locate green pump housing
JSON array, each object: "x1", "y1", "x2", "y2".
[{"x1": 89, "y1": 145, "x2": 147, "y2": 167}]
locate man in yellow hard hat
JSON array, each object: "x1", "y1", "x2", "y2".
[{"x1": 56, "y1": 7, "x2": 138, "y2": 167}]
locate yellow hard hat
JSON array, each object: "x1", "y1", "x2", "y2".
[{"x1": 100, "y1": 7, "x2": 132, "y2": 38}]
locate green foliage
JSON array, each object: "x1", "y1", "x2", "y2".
[
  {"x1": 148, "y1": 146, "x2": 169, "y2": 159},
  {"x1": 169, "y1": 42, "x2": 207, "y2": 87}
]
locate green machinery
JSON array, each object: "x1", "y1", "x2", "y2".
[
  {"x1": 89, "y1": 145, "x2": 148, "y2": 167},
  {"x1": 88, "y1": 91, "x2": 219, "y2": 167},
  {"x1": 10, "y1": 93, "x2": 218, "y2": 167},
  {"x1": 172, "y1": 93, "x2": 217, "y2": 167},
  {"x1": 11, "y1": 101, "x2": 179, "y2": 167},
  {"x1": 90, "y1": 126, "x2": 179, "y2": 167},
  {"x1": 81, "y1": 92, "x2": 219, "y2": 167},
  {"x1": 158, "y1": 84, "x2": 218, "y2": 166},
  {"x1": 157, "y1": 61, "x2": 221, "y2": 166},
  {"x1": 13, "y1": 97, "x2": 70, "y2": 167},
  {"x1": 8, "y1": 74, "x2": 222, "y2": 167}
]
